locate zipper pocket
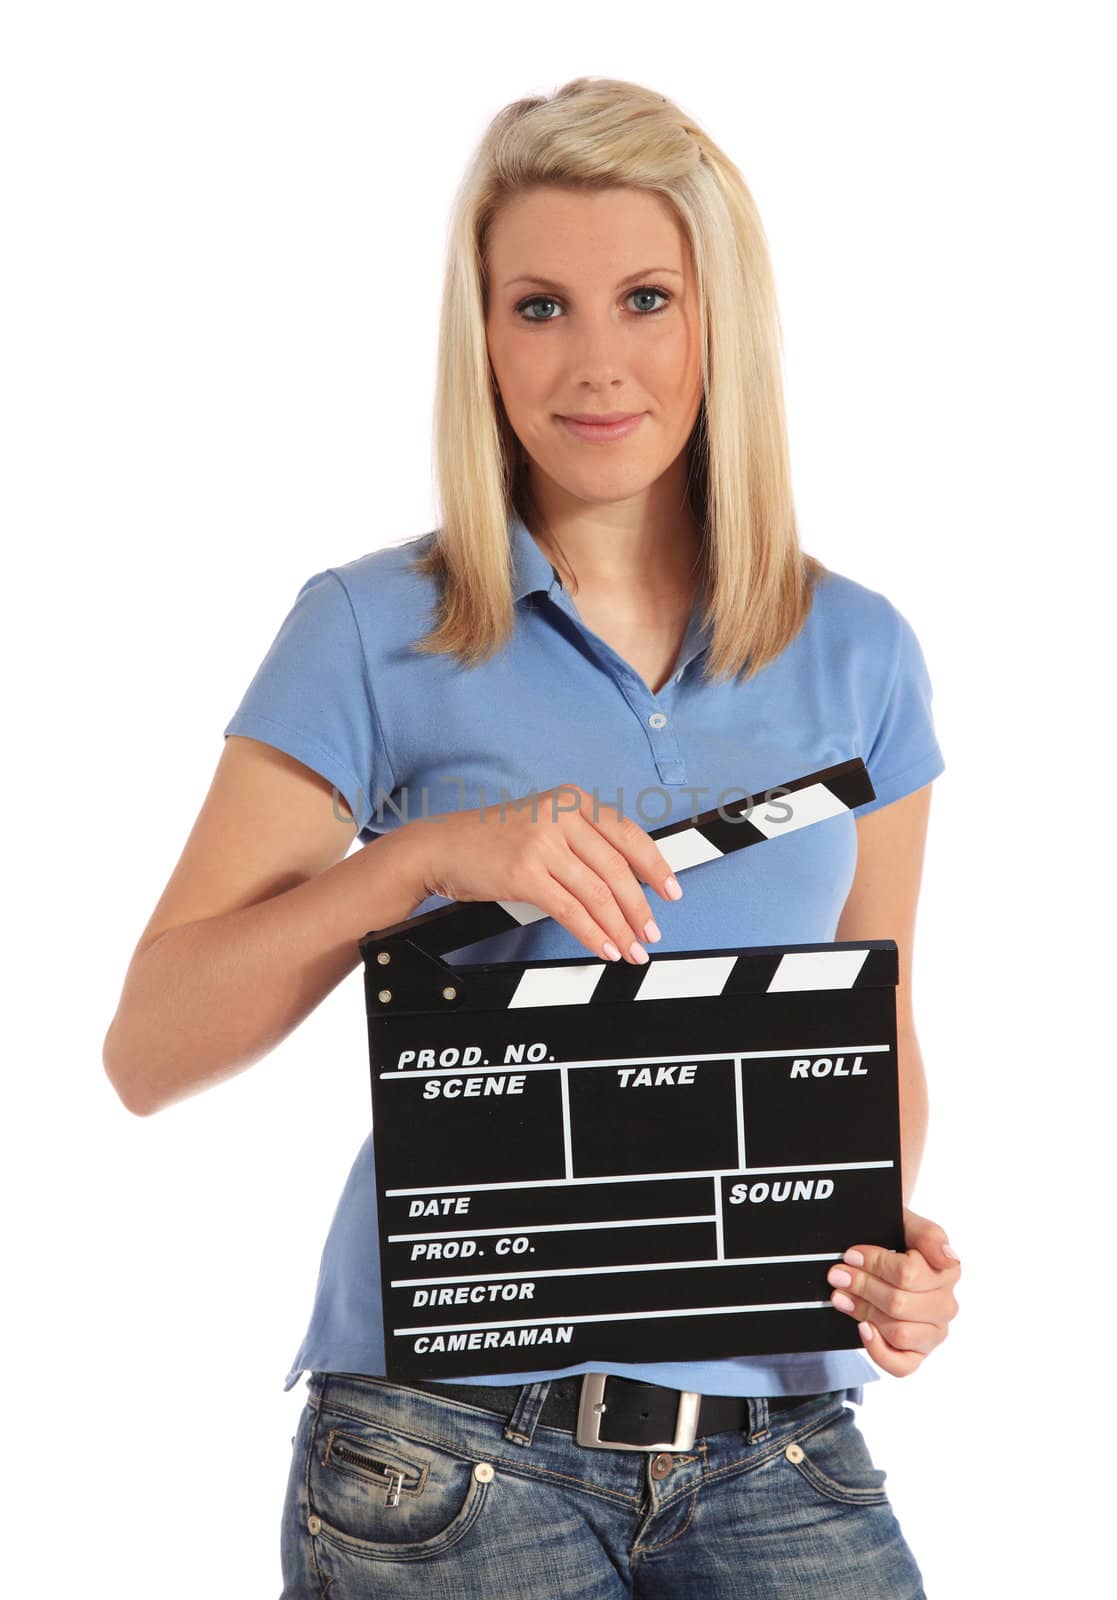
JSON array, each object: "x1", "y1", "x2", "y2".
[{"x1": 322, "y1": 1429, "x2": 426, "y2": 1504}]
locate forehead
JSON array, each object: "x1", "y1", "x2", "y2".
[{"x1": 487, "y1": 185, "x2": 690, "y2": 276}]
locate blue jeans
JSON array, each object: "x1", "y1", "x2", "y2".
[{"x1": 279, "y1": 1371, "x2": 926, "y2": 1597}]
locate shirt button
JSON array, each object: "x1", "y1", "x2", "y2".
[{"x1": 648, "y1": 712, "x2": 667, "y2": 729}]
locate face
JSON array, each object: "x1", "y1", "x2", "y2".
[{"x1": 484, "y1": 185, "x2": 703, "y2": 511}]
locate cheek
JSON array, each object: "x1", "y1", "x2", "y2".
[
  {"x1": 642, "y1": 327, "x2": 700, "y2": 406},
  {"x1": 490, "y1": 331, "x2": 561, "y2": 415}
]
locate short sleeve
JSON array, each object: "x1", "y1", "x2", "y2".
[
  {"x1": 853, "y1": 604, "x2": 945, "y2": 817},
  {"x1": 223, "y1": 568, "x2": 394, "y2": 835}
]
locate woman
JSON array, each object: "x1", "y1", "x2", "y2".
[{"x1": 104, "y1": 77, "x2": 960, "y2": 1597}]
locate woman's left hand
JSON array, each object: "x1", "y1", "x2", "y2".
[{"x1": 826, "y1": 1206, "x2": 962, "y2": 1377}]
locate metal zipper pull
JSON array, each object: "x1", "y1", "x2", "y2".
[{"x1": 385, "y1": 1470, "x2": 404, "y2": 1507}]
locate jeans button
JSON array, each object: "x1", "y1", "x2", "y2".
[
  {"x1": 785, "y1": 1443, "x2": 804, "y2": 1463},
  {"x1": 474, "y1": 1462, "x2": 495, "y2": 1482},
  {"x1": 307, "y1": 1514, "x2": 322, "y2": 1534},
  {"x1": 650, "y1": 1452, "x2": 674, "y2": 1479}
]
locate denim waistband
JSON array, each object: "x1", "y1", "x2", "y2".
[{"x1": 309, "y1": 1370, "x2": 846, "y2": 1461}]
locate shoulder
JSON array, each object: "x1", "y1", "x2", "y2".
[
  {"x1": 325, "y1": 529, "x2": 438, "y2": 604},
  {"x1": 312, "y1": 530, "x2": 442, "y2": 652},
  {"x1": 328, "y1": 530, "x2": 438, "y2": 591},
  {"x1": 802, "y1": 565, "x2": 915, "y2": 683},
  {"x1": 805, "y1": 565, "x2": 943, "y2": 804},
  {"x1": 808, "y1": 565, "x2": 907, "y2": 642}
]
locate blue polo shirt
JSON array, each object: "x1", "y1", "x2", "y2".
[{"x1": 224, "y1": 512, "x2": 945, "y2": 1398}]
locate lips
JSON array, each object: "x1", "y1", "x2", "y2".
[
  {"x1": 558, "y1": 412, "x2": 646, "y2": 442},
  {"x1": 562, "y1": 412, "x2": 641, "y2": 424}
]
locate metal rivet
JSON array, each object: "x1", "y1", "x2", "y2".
[
  {"x1": 474, "y1": 1461, "x2": 495, "y2": 1483},
  {"x1": 307, "y1": 1513, "x2": 322, "y2": 1534},
  {"x1": 376, "y1": 951, "x2": 391, "y2": 965},
  {"x1": 442, "y1": 986, "x2": 457, "y2": 1000},
  {"x1": 378, "y1": 989, "x2": 392, "y2": 1003},
  {"x1": 785, "y1": 1442, "x2": 804, "y2": 1463},
  {"x1": 650, "y1": 1452, "x2": 674, "y2": 1480}
]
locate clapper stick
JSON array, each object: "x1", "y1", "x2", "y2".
[
  {"x1": 359, "y1": 754, "x2": 904, "y2": 1380},
  {"x1": 360, "y1": 756, "x2": 875, "y2": 966}
]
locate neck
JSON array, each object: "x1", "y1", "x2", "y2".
[{"x1": 522, "y1": 466, "x2": 703, "y2": 604}]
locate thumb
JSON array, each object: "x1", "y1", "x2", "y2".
[{"x1": 903, "y1": 1207, "x2": 961, "y2": 1272}]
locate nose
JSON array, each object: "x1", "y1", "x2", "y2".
[{"x1": 564, "y1": 307, "x2": 633, "y2": 383}]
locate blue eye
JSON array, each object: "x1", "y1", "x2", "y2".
[{"x1": 515, "y1": 287, "x2": 672, "y2": 323}]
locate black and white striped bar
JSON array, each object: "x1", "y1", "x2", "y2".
[
  {"x1": 489, "y1": 941, "x2": 896, "y2": 1015},
  {"x1": 361, "y1": 757, "x2": 875, "y2": 965}
]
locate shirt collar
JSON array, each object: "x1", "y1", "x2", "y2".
[{"x1": 509, "y1": 510, "x2": 560, "y2": 602}]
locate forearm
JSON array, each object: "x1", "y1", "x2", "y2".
[
  {"x1": 103, "y1": 826, "x2": 426, "y2": 1118},
  {"x1": 897, "y1": 1023, "x2": 928, "y2": 1207}
]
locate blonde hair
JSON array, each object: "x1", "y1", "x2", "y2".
[{"x1": 411, "y1": 75, "x2": 826, "y2": 681}]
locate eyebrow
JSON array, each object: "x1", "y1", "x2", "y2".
[{"x1": 502, "y1": 266, "x2": 684, "y2": 292}]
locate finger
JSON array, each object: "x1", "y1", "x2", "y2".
[
  {"x1": 828, "y1": 1261, "x2": 957, "y2": 1332},
  {"x1": 512, "y1": 866, "x2": 647, "y2": 966},
  {"x1": 545, "y1": 845, "x2": 656, "y2": 964},
  {"x1": 582, "y1": 792, "x2": 684, "y2": 905},
  {"x1": 841, "y1": 1243, "x2": 954, "y2": 1295},
  {"x1": 829, "y1": 1252, "x2": 937, "y2": 1326},
  {"x1": 858, "y1": 1320, "x2": 925, "y2": 1378},
  {"x1": 830, "y1": 1291, "x2": 943, "y2": 1355},
  {"x1": 563, "y1": 816, "x2": 664, "y2": 955}
]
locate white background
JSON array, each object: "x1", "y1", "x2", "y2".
[{"x1": 5, "y1": 3, "x2": 1113, "y2": 1593}]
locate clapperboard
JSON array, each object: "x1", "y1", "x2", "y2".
[{"x1": 359, "y1": 757, "x2": 905, "y2": 1382}]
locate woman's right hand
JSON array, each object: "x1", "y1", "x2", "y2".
[{"x1": 401, "y1": 783, "x2": 684, "y2": 965}]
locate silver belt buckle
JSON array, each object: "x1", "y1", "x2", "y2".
[{"x1": 575, "y1": 1373, "x2": 702, "y2": 1452}]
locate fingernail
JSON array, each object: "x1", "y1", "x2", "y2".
[
  {"x1": 832, "y1": 1291, "x2": 855, "y2": 1313},
  {"x1": 828, "y1": 1268, "x2": 852, "y2": 1288},
  {"x1": 643, "y1": 919, "x2": 661, "y2": 942},
  {"x1": 629, "y1": 942, "x2": 650, "y2": 964},
  {"x1": 664, "y1": 875, "x2": 682, "y2": 900},
  {"x1": 602, "y1": 941, "x2": 621, "y2": 961},
  {"x1": 858, "y1": 1320, "x2": 874, "y2": 1342},
  {"x1": 844, "y1": 1249, "x2": 865, "y2": 1267},
  {"x1": 943, "y1": 1244, "x2": 961, "y2": 1261}
]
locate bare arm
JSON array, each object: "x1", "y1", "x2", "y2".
[
  {"x1": 102, "y1": 735, "x2": 427, "y2": 1117},
  {"x1": 834, "y1": 782, "x2": 933, "y2": 1206},
  {"x1": 104, "y1": 737, "x2": 680, "y2": 1120}
]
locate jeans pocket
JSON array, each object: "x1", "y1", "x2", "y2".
[
  {"x1": 307, "y1": 1405, "x2": 492, "y2": 1565},
  {"x1": 781, "y1": 1402, "x2": 890, "y2": 1507}
]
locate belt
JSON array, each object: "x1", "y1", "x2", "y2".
[{"x1": 408, "y1": 1372, "x2": 831, "y2": 1452}]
